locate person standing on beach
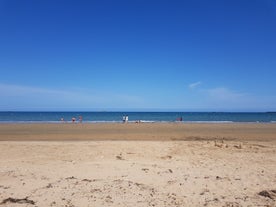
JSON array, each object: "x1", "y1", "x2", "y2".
[
  {"x1": 125, "y1": 115, "x2": 128, "y2": 123},
  {"x1": 176, "y1": 116, "x2": 183, "y2": 121},
  {"x1": 72, "y1": 117, "x2": 76, "y2": 123}
]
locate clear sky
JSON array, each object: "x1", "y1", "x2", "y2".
[{"x1": 0, "y1": 0, "x2": 276, "y2": 111}]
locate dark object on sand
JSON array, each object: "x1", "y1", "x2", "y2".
[
  {"x1": 116, "y1": 155, "x2": 123, "y2": 160},
  {"x1": 1, "y1": 197, "x2": 35, "y2": 205},
  {"x1": 258, "y1": 190, "x2": 276, "y2": 200}
]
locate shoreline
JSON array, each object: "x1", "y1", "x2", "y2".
[{"x1": 0, "y1": 121, "x2": 275, "y2": 124}]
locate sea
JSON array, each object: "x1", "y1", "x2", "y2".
[{"x1": 0, "y1": 112, "x2": 275, "y2": 123}]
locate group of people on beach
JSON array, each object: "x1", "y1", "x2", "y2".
[
  {"x1": 60, "y1": 115, "x2": 183, "y2": 123},
  {"x1": 122, "y1": 115, "x2": 128, "y2": 123},
  {"x1": 60, "y1": 116, "x2": 82, "y2": 123}
]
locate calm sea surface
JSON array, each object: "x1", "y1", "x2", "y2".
[{"x1": 0, "y1": 112, "x2": 275, "y2": 123}]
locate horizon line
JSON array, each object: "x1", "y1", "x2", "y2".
[{"x1": 0, "y1": 110, "x2": 275, "y2": 113}]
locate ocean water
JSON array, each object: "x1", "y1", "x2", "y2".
[{"x1": 0, "y1": 112, "x2": 275, "y2": 123}]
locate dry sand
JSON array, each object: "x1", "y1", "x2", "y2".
[{"x1": 0, "y1": 123, "x2": 275, "y2": 206}]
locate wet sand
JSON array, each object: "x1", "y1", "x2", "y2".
[
  {"x1": 0, "y1": 123, "x2": 276, "y2": 141},
  {"x1": 0, "y1": 123, "x2": 275, "y2": 206}
]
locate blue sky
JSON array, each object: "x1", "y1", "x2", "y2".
[{"x1": 0, "y1": 0, "x2": 276, "y2": 111}]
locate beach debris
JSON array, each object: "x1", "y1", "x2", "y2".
[
  {"x1": 168, "y1": 169, "x2": 173, "y2": 173},
  {"x1": 160, "y1": 155, "x2": 172, "y2": 160},
  {"x1": 167, "y1": 180, "x2": 177, "y2": 185},
  {"x1": 224, "y1": 201, "x2": 241, "y2": 207},
  {"x1": 142, "y1": 168, "x2": 149, "y2": 173},
  {"x1": 50, "y1": 201, "x2": 56, "y2": 206},
  {"x1": 234, "y1": 144, "x2": 242, "y2": 149},
  {"x1": 0, "y1": 197, "x2": 35, "y2": 205},
  {"x1": 82, "y1": 178, "x2": 92, "y2": 182},
  {"x1": 65, "y1": 176, "x2": 77, "y2": 180},
  {"x1": 116, "y1": 155, "x2": 123, "y2": 160},
  {"x1": 258, "y1": 190, "x2": 276, "y2": 200},
  {"x1": 200, "y1": 188, "x2": 210, "y2": 195},
  {"x1": 213, "y1": 140, "x2": 244, "y2": 149},
  {"x1": 214, "y1": 140, "x2": 223, "y2": 148},
  {"x1": 105, "y1": 195, "x2": 113, "y2": 203},
  {"x1": 116, "y1": 153, "x2": 124, "y2": 160}
]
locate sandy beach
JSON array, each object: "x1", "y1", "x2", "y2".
[{"x1": 0, "y1": 123, "x2": 276, "y2": 206}]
